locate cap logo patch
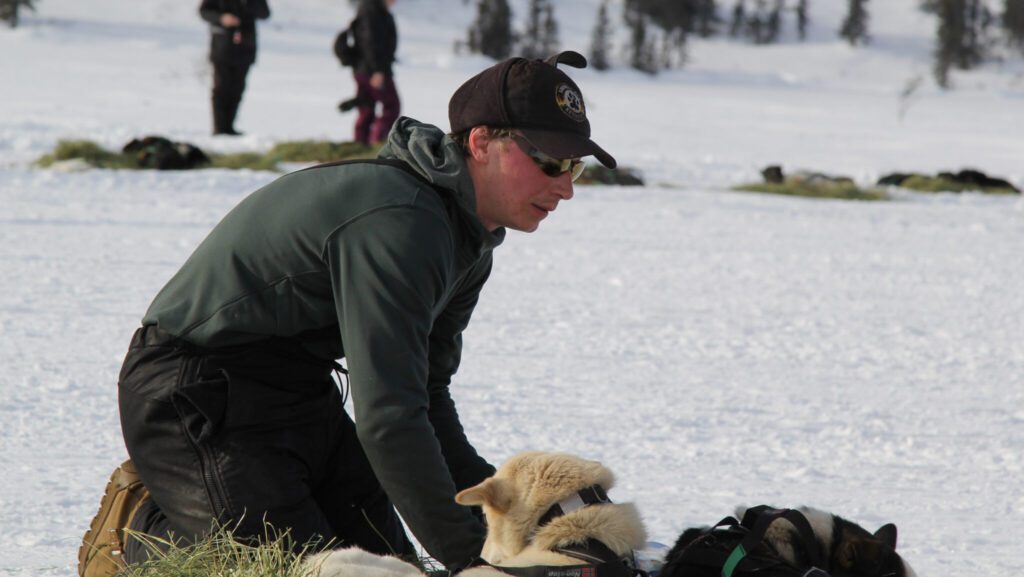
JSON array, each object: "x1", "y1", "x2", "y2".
[{"x1": 555, "y1": 83, "x2": 586, "y2": 123}]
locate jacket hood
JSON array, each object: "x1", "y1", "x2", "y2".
[{"x1": 378, "y1": 116, "x2": 505, "y2": 249}]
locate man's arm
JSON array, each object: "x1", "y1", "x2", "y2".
[
  {"x1": 427, "y1": 257, "x2": 496, "y2": 492},
  {"x1": 325, "y1": 206, "x2": 486, "y2": 570}
]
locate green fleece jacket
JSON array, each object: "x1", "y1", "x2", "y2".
[{"x1": 142, "y1": 117, "x2": 504, "y2": 569}]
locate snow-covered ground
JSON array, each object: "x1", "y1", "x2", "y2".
[{"x1": 2, "y1": 1, "x2": 1023, "y2": 576}]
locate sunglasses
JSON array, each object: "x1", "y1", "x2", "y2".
[{"x1": 510, "y1": 133, "x2": 586, "y2": 182}]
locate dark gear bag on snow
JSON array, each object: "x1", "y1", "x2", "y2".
[
  {"x1": 333, "y1": 17, "x2": 359, "y2": 67},
  {"x1": 661, "y1": 506, "x2": 831, "y2": 577}
]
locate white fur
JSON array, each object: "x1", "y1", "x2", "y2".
[{"x1": 302, "y1": 547, "x2": 424, "y2": 577}]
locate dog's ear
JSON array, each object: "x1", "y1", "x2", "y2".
[
  {"x1": 874, "y1": 523, "x2": 898, "y2": 549},
  {"x1": 455, "y1": 481, "x2": 489, "y2": 506},
  {"x1": 455, "y1": 478, "x2": 513, "y2": 513}
]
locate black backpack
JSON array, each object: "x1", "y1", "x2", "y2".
[
  {"x1": 333, "y1": 17, "x2": 359, "y2": 67},
  {"x1": 660, "y1": 506, "x2": 831, "y2": 577}
]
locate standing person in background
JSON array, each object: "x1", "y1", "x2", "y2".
[
  {"x1": 352, "y1": 0, "x2": 400, "y2": 145},
  {"x1": 200, "y1": 0, "x2": 270, "y2": 136}
]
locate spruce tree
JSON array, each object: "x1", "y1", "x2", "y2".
[
  {"x1": 625, "y1": 0, "x2": 657, "y2": 74},
  {"x1": 746, "y1": 0, "x2": 767, "y2": 44},
  {"x1": 796, "y1": 0, "x2": 810, "y2": 41},
  {"x1": 590, "y1": 0, "x2": 613, "y2": 70},
  {"x1": 765, "y1": 0, "x2": 784, "y2": 43},
  {"x1": 1006, "y1": 0, "x2": 1024, "y2": 51},
  {"x1": 933, "y1": 0, "x2": 964, "y2": 88},
  {"x1": 695, "y1": 0, "x2": 719, "y2": 38},
  {"x1": 633, "y1": 0, "x2": 697, "y2": 36},
  {"x1": 625, "y1": 0, "x2": 687, "y2": 72},
  {"x1": 962, "y1": 0, "x2": 993, "y2": 66},
  {"x1": 541, "y1": 3, "x2": 559, "y2": 56},
  {"x1": 467, "y1": 0, "x2": 514, "y2": 61},
  {"x1": 932, "y1": 0, "x2": 992, "y2": 87},
  {"x1": 839, "y1": 0, "x2": 869, "y2": 45},
  {"x1": 1, "y1": 0, "x2": 36, "y2": 28},
  {"x1": 660, "y1": 28, "x2": 688, "y2": 69},
  {"x1": 521, "y1": 0, "x2": 544, "y2": 59},
  {"x1": 729, "y1": 0, "x2": 746, "y2": 38}
]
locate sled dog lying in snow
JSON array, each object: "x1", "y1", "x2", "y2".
[
  {"x1": 660, "y1": 504, "x2": 918, "y2": 577},
  {"x1": 456, "y1": 451, "x2": 647, "y2": 575},
  {"x1": 304, "y1": 451, "x2": 647, "y2": 577}
]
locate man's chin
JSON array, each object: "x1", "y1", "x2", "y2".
[{"x1": 510, "y1": 222, "x2": 541, "y2": 233}]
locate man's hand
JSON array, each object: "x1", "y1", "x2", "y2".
[
  {"x1": 220, "y1": 13, "x2": 241, "y2": 27},
  {"x1": 370, "y1": 72, "x2": 386, "y2": 89}
]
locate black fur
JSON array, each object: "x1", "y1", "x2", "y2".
[{"x1": 659, "y1": 507, "x2": 913, "y2": 577}]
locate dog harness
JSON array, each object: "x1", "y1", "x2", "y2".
[
  {"x1": 488, "y1": 485, "x2": 647, "y2": 577},
  {"x1": 668, "y1": 506, "x2": 831, "y2": 577},
  {"x1": 536, "y1": 484, "x2": 613, "y2": 528}
]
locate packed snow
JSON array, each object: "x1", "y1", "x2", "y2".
[{"x1": 1, "y1": 1, "x2": 1023, "y2": 576}]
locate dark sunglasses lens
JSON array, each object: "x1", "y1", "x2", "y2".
[
  {"x1": 515, "y1": 135, "x2": 584, "y2": 181},
  {"x1": 538, "y1": 160, "x2": 563, "y2": 178},
  {"x1": 538, "y1": 157, "x2": 584, "y2": 181}
]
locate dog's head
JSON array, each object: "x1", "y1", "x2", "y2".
[
  {"x1": 455, "y1": 451, "x2": 615, "y2": 564},
  {"x1": 832, "y1": 521, "x2": 918, "y2": 577}
]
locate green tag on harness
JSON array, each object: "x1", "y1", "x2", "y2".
[{"x1": 721, "y1": 544, "x2": 748, "y2": 577}]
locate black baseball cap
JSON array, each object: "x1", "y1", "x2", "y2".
[{"x1": 449, "y1": 51, "x2": 616, "y2": 169}]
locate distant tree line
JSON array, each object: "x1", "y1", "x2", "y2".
[
  {"x1": 462, "y1": 0, "x2": 1024, "y2": 87},
  {"x1": 1, "y1": 0, "x2": 37, "y2": 28},
  {"x1": 462, "y1": 0, "x2": 866, "y2": 73}
]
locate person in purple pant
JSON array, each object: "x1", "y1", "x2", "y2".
[{"x1": 352, "y1": 0, "x2": 400, "y2": 145}]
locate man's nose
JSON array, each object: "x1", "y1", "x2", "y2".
[{"x1": 554, "y1": 173, "x2": 574, "y2": 200}]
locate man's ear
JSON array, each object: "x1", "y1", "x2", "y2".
[
  {"x1": 455, "y1": 478, "x2": 513, "y2": 513},
  {"x1": 466, "y1": 126, "x2": 493, "y2": 162}
]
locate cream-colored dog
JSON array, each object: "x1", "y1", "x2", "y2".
[
  {"x1": 456, "y1": 451, "x2": 647, "y2": 576},
  {"x1": 304, "y1": 451, "x2": 646, "y2": 577}
]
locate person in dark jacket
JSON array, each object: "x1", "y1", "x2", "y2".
[
  {"x1": 200, "y1": 0, "x2": 270, "y2": 135},
  {"x1": 79, "y1": 51, "x2": 616, "y2": 577},
  {"x1": 352, "y1": 0, "x2": 400, "y2": 145}
]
